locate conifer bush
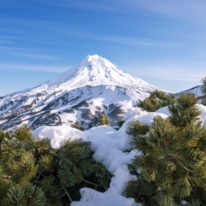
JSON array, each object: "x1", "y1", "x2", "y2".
[
  {"x1": 3, "y1": 184, "x2": 46, "y2": 206},
  {"x1": 35, "y1": 139, "x2": 111, "y2": 205},
  {"x1": 0, "y1": 127, "x2": 111, "y2": 205},
  {"x1": 202, "y1": 77, "x2": 206, "y2": 105},
  {"x1": 126, "y1": 94, "x2": 206, "y2": 205},
  {"x1": 138, "y1": 90, "x2": 176, "y2": 112},
  {"x1": 98, "y1": 112, "x2": 109, "y2": 125}
]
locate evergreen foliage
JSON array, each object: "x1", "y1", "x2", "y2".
[
  {"x1": 138, "y1": 90, "x2": 176, "y2": 112},
  {"x1": 202, "y1": 77, "x2": 206, "y2": 105},
  {"x1": 98, "y1": 112, "x2": 109, "y2": 125},
  {"x1": 0, "y1": 127, "x2": 111, "y2": 205},
  {"x1": 35, "y1": 139, "x2": 111, "y2": 205},
  {"x1": 202, "y1": 77, "x2": 206, "y2": 95},
  {"x1": 169, "y1": 94, "x2": 200, "y2": 127},
  {"x1": 3, "y1": 184, "x2": 46, "y2": 206},
  {"x1": 126, "y1": 94, "x2": 206, "y2": 205}
]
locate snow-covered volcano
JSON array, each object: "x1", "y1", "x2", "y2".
[
  {"x1": 0, "y1": 55, "x2": 157, "y2": 130},
  {"x1": 47, "y1": 55, "x2": 152, "y2": 89}
]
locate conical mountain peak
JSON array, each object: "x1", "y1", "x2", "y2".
[
  {"x1": 80, "y1": 54, "x2": 114, "y2": 67},
  {"x1": 46, "y1": 54, "x2": 156, "y2": 92},
  {"x1": 83, "y1": 54, "x2": 105, "y2": 63},
  {"x1": 78, "y1": 54, "x2": 117, "y2": 74}
]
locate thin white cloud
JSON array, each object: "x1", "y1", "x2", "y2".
[
  {"x1": 0, "y1": 17, "x2": 168, "y2": 48},
  {"x1": 27, "y1": 0, "x2": 206, "y2": 20},
  {"x1": 11, "y1": 51, "x2": 60, "y2": 60},
  {"x1": 131, "y1": 66, "x2": 206, "y2": 82},
  {"x1": 27, "y1": 0, "x2": 120, "y2": 12},
  {"x1": 29, "y1": 0, "x2": 206, "y2": 24},
  {"x1": 0, "y1": 39, "x2": 13, "y2": 44},
  {"x1": 51, "y1": 27, "x2": 168, "y2": 47},
  {"x1": 0, "y1": 63, "x2": 69, "y2": 73},
  {"x1": 89, "y1": 34, "x2": 169, "y2": 47},
  {"x1": 0, "y1": 46, "x2": 61, "y2": 60},
  {"x1": 0, "y1": 35, "x2": 14, "y2": 44},
  {"x1": 43, "y1": 0, "x2": 206, "y2": 22},
  {"x1": 120, "y1": 0, "x2": 206, "y2": 21}
]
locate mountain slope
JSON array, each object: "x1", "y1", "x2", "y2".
[
  {"x1": 182, "y1": 85, "x2": 203, "y2": 97},
  {"x1": 0, "y1": 55, "x2": 157, "y2": 130},
  {"x1": 181, "y1": 85, "x2": 206, "y2": 104}
]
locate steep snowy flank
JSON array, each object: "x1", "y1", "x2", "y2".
[
  {"x1": 0, "y1": 55, "x2": 157, "y2": 130},
  {"x1": 47, "y1": 55, "x2": 154, "y2": 91}
]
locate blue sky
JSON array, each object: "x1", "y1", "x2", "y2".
[{"x1": 0, "y1": 0, "x2": 206, "y2": 95}]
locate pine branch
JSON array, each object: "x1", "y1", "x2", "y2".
[
  {"x1": 61, "y1": 183, "x2": 72, "y2": 202},
  {"x1": 82, "y1": 178, "x2": 98, "y2": 189},
  {"x1": 167, "y1": 154, "x2": 193, "y2": 173}
]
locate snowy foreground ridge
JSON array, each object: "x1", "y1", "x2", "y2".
[{"x1": 33, "y1": 104, "x2": 206, "y2": 206}]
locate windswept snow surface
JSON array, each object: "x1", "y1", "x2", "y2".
[
  {"x1": 197, "y1": 104, "x2": 206, "y2": 126},
  {"x1": 33, "y1": 109, "x2": 169, "y2": 206}
]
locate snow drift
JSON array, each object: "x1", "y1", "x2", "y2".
[{"x1": 33, "y1": 104, "x2": 206, "y2": 206}]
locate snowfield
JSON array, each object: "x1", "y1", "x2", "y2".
[{"x1": 33, "y1": 104, "x2": 206, "y2": 206}]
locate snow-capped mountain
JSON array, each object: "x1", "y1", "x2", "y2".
[
  {"x1": 181, "y1": 85, "x2": 206, "y2": 103},
  {"x1": 0, "y1": 55, "x2": 157, "y2": 130},
  {"x1": 181, "y1": 85, "x2": 203, "y2": 97}
]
